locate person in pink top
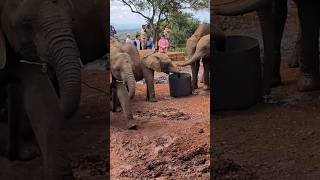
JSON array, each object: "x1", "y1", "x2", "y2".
[{"x1": 158, "y1": 34, "x2": 169, "y2": 53}]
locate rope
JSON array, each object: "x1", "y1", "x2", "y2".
[
  {"x1": 20, "y1": 59, "x2": 48, "y2": 73},
  {"x1": 81, "y1": 81, "x2": 109, "y2": 96}
]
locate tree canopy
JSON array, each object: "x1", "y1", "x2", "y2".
[
  {"x1": 160, "y1": 12, "x2": 201, "y2": 47},
  {"x1": 115, "y1": 0, "x2": 209, "y2": 46}
]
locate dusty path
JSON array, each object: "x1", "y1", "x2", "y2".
[
  {"x1": 110, "y1": 63, "x2": 210, "y2": 179},
  {"x1": 213, "y1": 2, "x2": 320, "y2": 179}
]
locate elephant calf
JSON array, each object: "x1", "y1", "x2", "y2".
[
  {"x1": 137, "y1": 50, "x2": 180, "y2": 101},
  {"x1": 110, "y1": 40, "x2": 137, "y2": 129},
  {"x1": 185, "y1": 23, "x2": 210, "y2": 89},
  {"x1": 179, "y1": 35, "x2": 211, "y2": 90}
]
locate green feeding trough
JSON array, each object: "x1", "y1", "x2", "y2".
[
  {"x1": 212, "y1": 35, "x2": 262, "y2": 112},
  {"x1": 169, "y1": 73, "x2": 192, "y2": 97}
]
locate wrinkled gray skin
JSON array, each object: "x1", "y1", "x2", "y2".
[
  {"x1": 111, "y1": 39, "x2": 180, "y2": 102},
  {"x1": 180, "y1": 35, "x2": 210, "y2": 90},
  {"x1": 214, "y1": 0, "x2": 320, "y2": 96},
  {"x1": 110, "y1": 39, "x2": 137, "y2": 129},
  {"x1": 138, "y1": 50, "x2": 180, "y2": 102},
  {"x1": 0, "y1": 0, "x2": 108, "y2": 179},
  {"x1": 185, "y1": 23, "x2": 210, "y2": 89}
]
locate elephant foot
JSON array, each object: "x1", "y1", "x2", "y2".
[
  {"x1": 116, "y1": 106, "x2": 122, "y2": 112},
  {"x1": 297, "y1": 75, "x2": 320, "y2": 92},
  {"x1": 271, "y1": 76, "x2": 282, "y2": 88},
  {"x1": 203, "y1": 84, "x2": 210, "y2": 90},
  {"x1": 127, "y1": 122, "x2": 138, "y2": 130},
  {"x1": 7, "y1": 142, "x2": 40, "y2": 161},
  {"x1": 126, "y1": 115, "x2": 137, "y2": 130},
  {"x1": 148, "y1": 98, "x2": 158, "y2": 102},
  {"x1": 192, "y1": 84, "x2": 198, "y2": 90}
]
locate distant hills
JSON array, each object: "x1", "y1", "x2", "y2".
[{"x1": 115, "y1": 28, "x2": 140, "y2": 41}]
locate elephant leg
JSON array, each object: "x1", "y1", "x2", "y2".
[
  {"x1": 116, "y1": 83, "x2": 136, "y2": 129},
  {"x1": 191, "y1": 61, "x2": 200, "y2": 89},
  {"x1": 272, "y1": 0, "x2": 287, "y2": 86},
  {"x1": 21, "y1": 68, "x2": 74, "y2": 179},
  {"x1": 7, "y1": 83, "x2": 39, "y2": 161},
  {"x1": 144, "y1": 71, "x2": 157, "y2": 102},
  {"x1": 200, "y1": 60, "x2": 204, "y2": 83},
  {"x1": 257, "y1": 0, "x2": 287, "y2": 95},
  {"x1": 288, "y1": 24, "x2": 301, "y2": 68},
  {"x1": 296, "y1": 2, "x2": 320, "y2": 91},
  {"x1": 203, "y1": 58, "x2": 210, "y2": 90}
]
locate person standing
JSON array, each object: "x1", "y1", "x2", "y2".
[
  {"x1": 158, "y1": 34, "x2": 169, "y2": 53},
  {"x1": 163, "y1": 27, "x2": 172, "y2": 50},
  {"x1": 140, "y1": 25, "x2": 147, "y2": 49},
  {"x1": 133, "y1": 34, "x2": 142, "y2": 50},
  {"x1": 146, "y1": 36, "x2": 154, "y2": 50},
  {"x1": 125, "y1": 33, "x2": 133, "y2": 44}
]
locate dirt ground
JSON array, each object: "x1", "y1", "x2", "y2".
[
  {"x1": 0, "y1": 69, "x2": 108, "y2": 180},
  {"x1": 213, "y1": 2, "x2": 320, "y2": 179},
  {"x1": 110, "y1": 62, "x2": 210, "y2": 179}
]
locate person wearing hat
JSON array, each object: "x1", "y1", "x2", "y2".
[{"x1": 125, "y1": 33, "x2": 133, "y2": 44}]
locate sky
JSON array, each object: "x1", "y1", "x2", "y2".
[{"x1": 110, "y1": 1, "x2": 210, "y2": 30}]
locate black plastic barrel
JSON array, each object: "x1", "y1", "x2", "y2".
[
  {"x1": 169, "y1": 73, "x2": 192, "y2": 97},
  {"x1": 212, "y1": 35, "x2": 262, "y2": 112}
]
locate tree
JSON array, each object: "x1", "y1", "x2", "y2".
[
  {"x1": 160, "y1": 12, "x2": 201, "y2": 48},
  {"x1": 115, "y1": 0, "x2": 209, "y2": 46}
]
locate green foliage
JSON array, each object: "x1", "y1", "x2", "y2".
[
  {"x1": 160, "y1": 12, "x2": 200, "y2": 48},
  {"x1": 117, "y1": 0, "x2": 209, "y2": 47}
]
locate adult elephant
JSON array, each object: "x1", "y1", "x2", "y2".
[
  {"x1": 110, "y1": 38, "x2": 137, "y2": 129},
  {"x1": 179, "y1": 35, "x2": 211, "y2": 90},
  {"x1": 213, "y1": 0, "x2": 320, "y2": 98},
  {"x1": 185, "y1": 23, "x2": 210, "y2": 89},
  {"x1": 0, "y1": 0, "x2": 108, "y2": 179}
]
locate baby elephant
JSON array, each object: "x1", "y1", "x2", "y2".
[
  {"x1": 179, "y1": 35, "x2": 210, "y2": 90},
  {"x1": 138, "y1": 50, "x2": 180, "y2": 102},
  {"x1": 110, "y1": 39, "x2": 137, "y2": 129}
]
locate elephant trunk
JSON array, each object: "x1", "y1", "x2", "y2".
[
  {"x1": 39, "y1": 11, "x2": 81, "y2": 118},
  {"x1": 122, "y1": 70, "x2": 136, "y2": 99},
  {"x1": 168, "y1": 66, "x2": 180, "y2": 73},
  {"x1": 179, "y1": 53, "x2": 202, "y2": 67},
  {"x1": 214, "y1": 0, "x2": 269, "y2": 16}
]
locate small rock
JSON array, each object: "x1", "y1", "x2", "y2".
[{"x1": 198, "y1": 129, "x2": 204, "y2": 133}]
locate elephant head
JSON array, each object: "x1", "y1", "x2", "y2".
[
  {"x1": 213, "y1": 0, "x2": 269, "y2": 16},
  {"x1": 179, "y1": 35, "x2": 210, "y2": 66},
  {"x1": 1, "y1": 0, "x2": 81, "y2": 118},
  {"x1": 141, "y1": 51, "x2": 180, "y2": 74},
  {"x1": 110, "y1": 52, "x2": 136, "y2": 99}
]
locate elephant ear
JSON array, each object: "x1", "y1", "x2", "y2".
[
  {"x1": 0, "y1": 30, "x2": 6, "y2": 69},
  {"x1": 143, "y1": 55, "x2": 161, "y2": 72}
]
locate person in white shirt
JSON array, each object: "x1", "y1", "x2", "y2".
[
  {"x1": 133, "y1": 34, "x2": 142, "y2": 50},
  {"x1": 125, "y1": 33, "x2": 133, "y2": 44}
]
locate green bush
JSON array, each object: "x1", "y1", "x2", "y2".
[{"x1": 160, "y1": 12, "x2": 201, "y2": 49}]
